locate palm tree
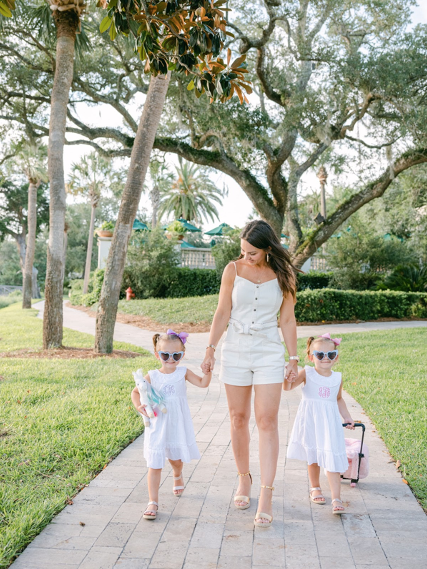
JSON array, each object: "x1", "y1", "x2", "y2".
[
  {"x1": 43, "y1": 0, "x2": 86, "y2": 348},
  {"x1": 95, "y1": 73, "x2": 171, "y2": 354},
  {"x1": 149, "y1": 161, "x2": 173, "y2": 228},
  {"x1": 14, "y1": 143, "x2": 48, "y2": 308},
  {"x1": 158, "y1": 159, "x2": 224, "y2": 223},
  {"x1": 67, "y1": 153, "x2": 115, "y2": 294}
]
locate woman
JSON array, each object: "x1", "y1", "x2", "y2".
[{"x1": 202, "y1": 220, "x2": 299, "y2": 528}]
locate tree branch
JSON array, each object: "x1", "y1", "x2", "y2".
[{"x1": 292, "y1": 146, "x2": 427, "y2": 267}]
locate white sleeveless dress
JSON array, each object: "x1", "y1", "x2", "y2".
[
  {"x1": 143, "y1": 367, "x2": 200, "y2": 469},
  {"x1": 287, "y1": 365, "x2": 349, "y2": 472},
  {"x1": 219, "y1": 263, "x2": 285, "y2": 386}
]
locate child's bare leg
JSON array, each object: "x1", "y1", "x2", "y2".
[
  {"x1": 307, "y1": 463, "x2": 324, "y2": 502},
  {"x1": 147, "y1": 468, "x2": 162, "y2": 512},
  {"x1": 169, "y1": 459, "x2": 184, "y2": 496},
  {"x1": 326, "y1": 471, "x2": 344, "y2": 511}
]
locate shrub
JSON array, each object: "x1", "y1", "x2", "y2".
[
  {"x1": 211, "y1": 228, "x2": 241, "y2": 276},
  {"x1": 378, "y1": 264, "x2": 427, "y2": 292},
  {"x1": 297, "y1": 272, "x2": 332, "y2": 291},
  {"x1": 295, "y1": 288, "x2": 427, "y2": 322},
  {"x1": 69, "y1": 269, "x2": 105, "y2": 307},
  {"x1": 327, "y1": 231, "x2": 414, "y2": 290}
]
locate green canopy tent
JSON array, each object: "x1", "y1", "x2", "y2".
[
  {"x1": 176, "y1": 218, "x2": 201, "y2": 232},
  {"x1": 205, "y1": 222, "x2": 232, "y2": 236},
  {"x1": 133, "y1": 219, "x2": 150, "y2": 231}
]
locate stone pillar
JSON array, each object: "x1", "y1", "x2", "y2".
[{"x1": 98, "y1": 236, "x2": 112, "y2": 270}]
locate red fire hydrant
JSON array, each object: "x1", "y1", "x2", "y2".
[{"x1": 126, "y1": 287, "x2": 135, "y2": 301}]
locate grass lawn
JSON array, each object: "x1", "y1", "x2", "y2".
[
  {"x1": 0, "y1": 304, "x2": 158, "y2": 569},
  {"x1": 296, "y1": 328, "x2": 427, "y2": 510},
  {"x1": 117, "y1": 294, "x2": 219, "y2": 324}
]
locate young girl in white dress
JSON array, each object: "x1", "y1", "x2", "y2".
[
  {"x1": 284, "y1": 333, "x2": 354, "y2": 514},
  {"x1": 131, "y1": 330, "x2": 212, "y2": 520}
]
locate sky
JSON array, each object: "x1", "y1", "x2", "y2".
[{"x1": 62, "y1": 1, "x2": 427, "y2": 232}]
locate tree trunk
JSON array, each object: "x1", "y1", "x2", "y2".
[
  {"x1": 32, "y1": 266, "x2": 40, "y2": 299},
  {"x1": 22, "y1": 181, "x2": 39, "y2": 308},
  {"x1": 150, "y1": 184, "x2": 160, "y2": 228},
  {"x1": 95, "y1": 73, "x2": 171, "y2": 353},
  {"x1": 43, "y1": 10, "x2": 79, "y2": 348},
  {"x1": 83, "y1": 203, "x2": 96, "y2": 294},
  {"x1": 15, "y1": 232, "x2": 27, "y2": 273}
]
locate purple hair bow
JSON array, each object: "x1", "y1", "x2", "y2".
[
  {"x1": 318, "y1": 332, "x2": 342, "y2": 346},
  {"x1": 167, "y1": 329, "x2": 189, "y2": 344}
]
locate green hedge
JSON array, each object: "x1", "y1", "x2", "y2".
[
  {"x1": 122, "y1": 267, "x2": 220, "y2": 299},
  {"x1": 295, "y1": 288, "x2": 427, "y2": 321},
  {"x1": 297, "y1": 272, "x2": 332, "y2": 291},
  {"x1": 69, "y1": 269, "x2": 105, "y2": 307}
]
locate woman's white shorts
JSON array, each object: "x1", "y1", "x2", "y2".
[{"x1": 218, "y1": 323, "x2": 285, "y2": 386}]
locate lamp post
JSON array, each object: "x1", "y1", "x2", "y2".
[{"x1": 317, "y1": 166, "x2": 328, "y2": 256}]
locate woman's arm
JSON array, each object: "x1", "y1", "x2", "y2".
[
  {"x1": 186, "y1": 369, "x2": 212, "y2": 388},
  {"x1": 283, "y1": 368, "x2": 306, "y2": 391},
  {"x1": 202, "y1": 263, "x2": 235, "y2": 371},
  {"x1": 279, "y1": 293, "x2": 298, "y2": 381},
  {"x1": 337, "y1": 382, "x2": 355, "y2": 429}
]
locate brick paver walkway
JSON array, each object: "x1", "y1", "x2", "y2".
[{"x1": 11, "y1": 304, "x2": 427, "y2": 569}]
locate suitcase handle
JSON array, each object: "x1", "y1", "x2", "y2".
[
  {"x1": 341, "y1": 422, "x2": 366, "y2": 483},
  {"x1": 342, "y1": 422, "x2": 365, "y2": 431}
]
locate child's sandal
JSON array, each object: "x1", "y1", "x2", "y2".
[
  {"x1": 173, "y1": 472, "x2": 185, "y2": 496},
  {"x1": 143, "y1": 501, "x2": 158, "y2": 520},
  {"x1": 234, "y1": 471, "x2": 252, "y2": 510},
  {"x1": 254, "y1": 485, "x2": 274, "y2": 528},
  {"x1": 332, "y1": 498, "x2": 345, "y2": 515},
  {"x1": 309, "y1": 486, "x2": 326, "y2": 505}
]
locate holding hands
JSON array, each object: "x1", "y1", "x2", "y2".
[{"x1": 202, "y1": 346, "x2": 216, "y2": 374}]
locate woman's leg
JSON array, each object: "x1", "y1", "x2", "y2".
[
  {"x1": 169, "y1": 459, "x2": 184, "y2": 496},
  {"x1": 147, "y1": 467, "x2": 162, "y2": 513},
  {"x1": 254, "y1": 383, "x2": 282, "y2": 522},
  {"x1": 225, "y1": 384, "x2": 253, "y2": 505}
]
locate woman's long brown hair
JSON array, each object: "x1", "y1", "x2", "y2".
[{"x1": 240, "y1": 220, "x2": 297, "y2": 298}]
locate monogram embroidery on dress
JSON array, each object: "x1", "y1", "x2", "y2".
[
  {"x1": 318, "y1": 386, "x2": 331, "y2": 398},
  {"x1": 162, "y1": 384, "x2": 175, "y2": 397}
]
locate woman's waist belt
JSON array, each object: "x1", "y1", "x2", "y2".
[{"x1": 229, "y1": 318, "x2": 278, "y2": 338}]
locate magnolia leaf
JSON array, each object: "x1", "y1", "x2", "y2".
[
  {"x1": 227, "y1": 48, "x2": 231, "y2": 66},
  {"x1": 234, "y1": 83, "x2": 244, "y2": 104},
  {"x1": 238, "y1": 82, "x2": 253, "y2": 94},
  {"x1": 168, "y1": 62, "x2": 177, "y2": 70},
  {"x1": 100, "y1": 16, "x2": 112, "y2": 33},
  {"x1": 187, "y1": 80, "x2": 195, "y2": 91},
  {"x1": 195, "y1": 88, "x2": 202, "y2": 99},
  {"x1": 109, "y1": 24, "x2": 117, "y2": 40},
  {"x1": 225, "y1": 31, "x2": 235, "y2": 38},
  {"x1": 231, "y1": 55, "x2": 246, "y2": 69},
  {"x1": 0, "y1": 3, "x2": 12, "y2": 17}
]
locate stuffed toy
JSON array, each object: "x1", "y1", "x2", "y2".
[{"x1": 133, "y1": 369, "x2": 167, "y2": 427}]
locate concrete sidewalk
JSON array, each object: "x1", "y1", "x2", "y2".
[{"x1": 11, "y1": 303, "x2": 427, "y2": 569}]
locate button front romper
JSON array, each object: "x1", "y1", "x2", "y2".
[{"x1": 219, "y1": 263, "x2": 285, "y2": 386}]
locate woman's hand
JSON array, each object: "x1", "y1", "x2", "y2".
[
  {"x1": 202, "y1": 348, "x2": 216, "y2": 373},
  {"x1": 285, "y1": 359, "x2": 298, "y2": 382}
]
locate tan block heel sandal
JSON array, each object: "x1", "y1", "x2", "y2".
[
  {"x1": 234, "y1": 471, "x2": 252, "y2": 510},
  {"x1": 254, "y1": 485, "x2": 274, "y2": 528},
  {"x1": 143, "y1": 501, "x2": 158, "y2": 520}
]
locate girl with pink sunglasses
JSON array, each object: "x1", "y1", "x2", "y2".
[
  {"x1": 284, "y1": 333, "x2": 355, "y2": 514},
  {"x1": 131, "y1": 330, "x2": 212, "y2": 520}
]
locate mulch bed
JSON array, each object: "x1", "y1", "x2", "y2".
[{"x1": 0, "y1": 347, "x2": 143, "y2": 360}]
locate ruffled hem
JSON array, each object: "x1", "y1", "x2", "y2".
[
  {"x1": 144, "y1": 442, "x2": 200, "y2": 469},
  {"x1": 287, "y1": 441, "x2": 349, "y2": 473}
]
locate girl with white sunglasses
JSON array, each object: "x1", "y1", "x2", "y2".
[
  {"x1": 131, "y1": 330, "x2": 211, "y2": 520},
  {"x1": 284, "y1": 333, "x2": 354, "y2": 514}
]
